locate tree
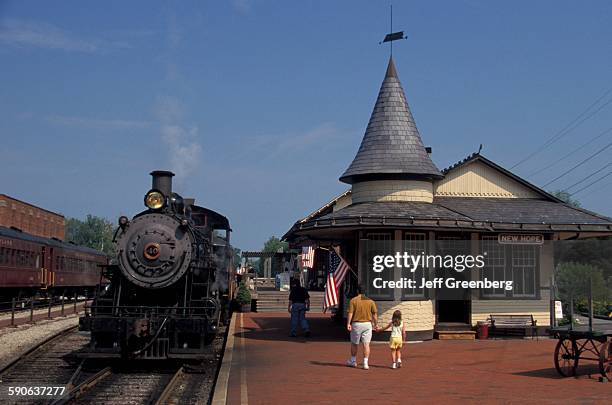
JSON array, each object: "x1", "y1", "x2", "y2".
[
  {"x1": 262, "y1": 236, "x2": 288, "y2": 253},
  {"x1": 550, "y1": 190, "x2": 581, "y2": 208},
  {"x1": 556, "y1": 262, "x2": 610, "y2": 316},
  {"x1": 258, "y1": 236, "x2": 288, "y2": 275},
  {"x1": 555, "y1": 238, "x2": 612, "y2": 282},
  {"x1": 65, "y1": 215, "x2": 115, "y2": 256}
]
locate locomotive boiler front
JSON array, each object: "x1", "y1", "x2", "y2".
[
  {"x1": 116, "y1": 171, "x2": 194, "y2": 289},
  {"x1": 116, "y1": 213, "x2": 193, "y2": 288}
]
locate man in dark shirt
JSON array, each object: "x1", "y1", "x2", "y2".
[{"x1": 288, "y1": 279, "x2": 311, "y2": 337}]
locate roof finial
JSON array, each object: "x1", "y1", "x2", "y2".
[{"x1": 379, "y1": 4, "x2": 407, "y2": 58}]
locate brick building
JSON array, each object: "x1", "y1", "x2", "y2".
[{"x1": 0, "y1": 194, "x2": 65, "y2": 240}]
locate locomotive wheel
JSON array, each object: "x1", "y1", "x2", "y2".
[
  {"x1": 554, "y1": 338, "x2": 578, "y2": 377},
  {"x1": 599, "y1": 340, "x2": 612, "y2": 380}
]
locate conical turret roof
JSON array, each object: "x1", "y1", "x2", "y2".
[{"x1": 340, "y1": 58, "x2": 443, "y2": 184}]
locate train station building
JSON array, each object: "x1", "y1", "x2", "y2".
[{"x1": 283, "y1": 57, "x2": 612, "y2": 340}]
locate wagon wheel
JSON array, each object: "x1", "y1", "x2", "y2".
[
  {"x1": 599, "y1": 340, "x2": 612, "y2": 380},
  {"x1": 554, "y1": 338, "x2": 579, "y2": 377}
]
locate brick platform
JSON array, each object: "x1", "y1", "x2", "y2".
[{"x1": 222, "y1": 313, "x2": 611, "y2": 404}]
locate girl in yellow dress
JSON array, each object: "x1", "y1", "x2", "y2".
[{"x1": 378, "y1": 310, "x2": 405, "y2": 369}]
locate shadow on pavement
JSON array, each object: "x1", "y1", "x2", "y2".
[
  {"x1": 512, "y1": 364, "x2": 602, "y2": 380},
  {"x1": 310, "y1": 361, "x2": 389, "y2": 369},
  {"x1": 235, "y1": 315, "x2": 349, "y2": 343}
]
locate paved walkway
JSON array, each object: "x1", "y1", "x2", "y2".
[{"x1": 222, "y1": 313, "x2": 611, "y2": 405}]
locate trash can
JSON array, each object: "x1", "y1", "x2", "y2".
[{"x1": 477, "y1": 321, "x2": 489, "y2": 340}]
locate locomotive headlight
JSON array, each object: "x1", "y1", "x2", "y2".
[{"x1": 144, "y1": 190, "x2": 165, "y2": 209}]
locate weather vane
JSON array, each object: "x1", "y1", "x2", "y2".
[{"x1": 379, "y1": 4, "x2": 407, "y2": 57}]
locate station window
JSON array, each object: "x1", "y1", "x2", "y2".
[
  {"x1": 481, "y1": 236, "x2": 507, "y2": 298},
  {"x1": 480, "y1": 235, "x2": 538, "y2": 299},
  {"x1": 511, "y1": 245, "x2": 537, "y2": 297},
  {"x1": 402, "y1": 233, "x2": 428, "y2": 300},
  {"x1": 363, "y1": 232, "x2": 394, "y2": 301}
]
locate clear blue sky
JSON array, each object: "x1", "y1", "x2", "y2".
[{"x1": 1, "y1": 0, "x2": 611, "y2": 251}]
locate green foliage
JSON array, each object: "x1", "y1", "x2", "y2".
[
  {"x1": 573, "y1": 299, "x2": 611, "y2": 316},
  {"x1": 555, "y1": 238, "x2": 612, "y2": 281},
  {"x1": 65, "y1": 215, "x2": 115, "y2": 256},
  {"x1": 550, "y1": 190, "x2": 581, "y2": 208},
  {"x1": 258, "y1": 236, "x2": 288, "y2": 274},
  {"x1": 236, "y1": 281, "x2": 251, "y2": 306},
  {"x1": 262, "y1": 236, "x2": 288, "y2": 253},
  {"x1": 556, "y1": 262, "x2": 610, "y2": 316}
]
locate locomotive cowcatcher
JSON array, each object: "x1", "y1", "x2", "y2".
[{"x1": 79, "y1": 170, "x2": 234, "y2": 360}]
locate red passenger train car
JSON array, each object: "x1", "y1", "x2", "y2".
[{"x1": 0, "y1": 226, "x2": 107, "y2": 300}]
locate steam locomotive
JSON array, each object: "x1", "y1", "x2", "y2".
[{"x1": 79, "y1": 171, "x2": 234, "y2": 360}]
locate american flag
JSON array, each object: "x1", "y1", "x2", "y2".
[
  {"x1": 323, "y1": 249, "x2": 352, "y2": 311},
  {"x1": 301, "y1": 246, "x2": 315, "y2": 268}
]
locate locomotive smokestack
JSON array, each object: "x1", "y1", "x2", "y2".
[{"x1": 150, "y1": 170, "x2": 175, "y2": 196}]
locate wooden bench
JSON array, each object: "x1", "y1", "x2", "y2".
[{"x1": 489, "y1": 314, "x2": 538, "y2": 339}]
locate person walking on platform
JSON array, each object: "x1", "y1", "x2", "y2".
[
  {"x1": 377, "y1": 309, "x2": 406, "y2": 369},
  {"x1": 346, "y1": 285, "x2": 378, "y2": 370},
  {"x1": 288, "y1": 279, "x2": 311, "y2": 337}
]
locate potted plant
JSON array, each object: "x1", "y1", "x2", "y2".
[{"x1": 236, "y1": 282, "x2": 252, "y2": 312}]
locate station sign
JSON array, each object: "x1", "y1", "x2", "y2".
[{"x1": 498, "y1": 234, "x2": 544, "y2": 245}]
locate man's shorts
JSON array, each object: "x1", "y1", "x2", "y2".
[{"x1": 350, "y1": 321, "x2": 373, "y2": 344}]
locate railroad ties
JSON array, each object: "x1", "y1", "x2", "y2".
[{"x1": 0, "y1": 324, "x2": 227, "y2": 404}]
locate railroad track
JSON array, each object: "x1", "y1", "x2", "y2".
[
  {"x1": 0, "y1": 323, "x2": 227, "y2": 405},
  {"x1": 153, "y1": 362, "x2": 221, "y2": 405},
  {"x1": 0, "y1": 325, "x2": 87, "y2": 404},
  {"x1": 59, "y1": 365, "x2": 178, "y2": 404},
  {"x1": 54, "y1": 324, "x2": 227, "y2": 405}
]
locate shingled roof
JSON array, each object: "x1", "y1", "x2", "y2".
[{"x1": 339, "y1": 57, "x2": 443, "y2": 184}]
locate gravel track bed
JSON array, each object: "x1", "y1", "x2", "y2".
[
  {"x1": 163, "y1": 325, "x2": 227, "y2": 404},
  {"x1": 0, "y1": 320, "x2": 227, "y2": 404},
  {"x1": 75, "y1": 369, "x2": 174, "y2": 405},
  {"x1": 0, "y1": 328, "x2": 87, "y2": 404},
  {"x1": 0, "y1": 315, "x2": 81, "y2": 371}
]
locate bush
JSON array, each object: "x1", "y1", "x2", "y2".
[{"x1": 236, "y1": 282, "x2": 251, "y2": 306}]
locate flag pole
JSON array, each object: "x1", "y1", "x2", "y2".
[{"x1": 331, "y1": 245, "x2": 359, "y2": 278}]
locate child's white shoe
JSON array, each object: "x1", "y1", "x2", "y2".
[
  {"x1": 346, "y1": 359, "x2": 357, "y2": 368},
  {"x1": 397, "y1": 360, "x2": 402, "y2": 368},
  {"x1": 363, "y1": 360, "x2": 369, "y2": 370},
  {"x1": 391, "y1": 362, "x2": 397, "y2": 369}
]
